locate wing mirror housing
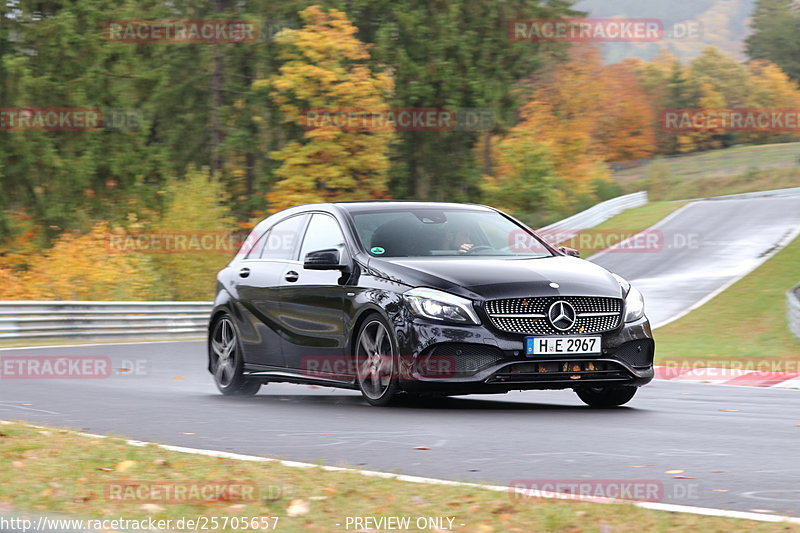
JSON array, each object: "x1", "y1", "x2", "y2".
[
  {"x1": 558, "y1": 246, "x2": 580, "y2": 258},
  {"x1": 303, "y1": 248, "x2": 350, "y2": 271}
]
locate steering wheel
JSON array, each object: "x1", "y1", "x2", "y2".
[{"x1": 464, "y1": 245, "x2": 494, "y2": 255}]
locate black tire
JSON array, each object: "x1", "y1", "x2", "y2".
[
  {"x1": 209, "y1": 314, "x2": 262, "y2": 396},
  {"x1": 354, "y1": 314, "x2": 399, "y2": 406},
  {"x1": 575, "y1": 385, "x2": 637, "y2": 408}
]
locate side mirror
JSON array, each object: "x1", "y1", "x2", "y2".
[
  {"x1": 558, "y1": 246, "x2": 580, "y2": 258},
  {"x1": 303, "y1": 248, "x2": 349, "y2": 271}
]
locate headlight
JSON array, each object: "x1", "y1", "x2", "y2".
[
  {"x1": 403, "y1": 288, "x2": 480, "y2": 325},
  {"x1": 612, "y1": 274, "x2": 644, "y2": 322}
]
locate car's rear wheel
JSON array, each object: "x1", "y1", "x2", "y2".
[
  {"x1": 575, "y1": 385, "x2": 637, "y2": 408},
  {"x1": 355, "y1": 315, "x2": 399, "y2": 406},
  {"x1": 210, "y1": 315, "x2": 261, "y2": 396}
]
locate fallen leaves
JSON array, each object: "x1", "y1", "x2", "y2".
[
  {"x1": 664, "y1": 470, "x2": 684, "y2": 475},
  {"x1": 171, "y1": 375, "x2": 186, "y2": 381},
  {"x1": 286, "y1": 499, "x2": 310, "y2": 517},
  {"x1": 719, "y1": 409, "x2": 740, "y2": 412},
  {"x1": 115, "y1": 460, "x2": 136, "y2": 472},
  {"x1": 140, "y1": 503, "x2": 165, "y2": 513},
  {"x1": 414, "y1": 446, "x2": 430, "y2": 450}
]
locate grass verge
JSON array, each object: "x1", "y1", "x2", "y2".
[
  {"x1": 654, "y1": 233, "x2": 800, "y2": 365},
  {"x1": 0, "y1": 421, "x2": 797, "y2": 533},
  {"x1": 614, "y1": 142, "x2": 800, "y2": 182}
]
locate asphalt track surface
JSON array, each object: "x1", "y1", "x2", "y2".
[
  {"x1": 3, "y1": 195, "x2": 800, "y2": 518},
  {"x1": 589, "y1": 196, "x2": 800, "y2": 327},
  {"x1": 2, "y1": 341, "x2": 800, "y2": 516}
]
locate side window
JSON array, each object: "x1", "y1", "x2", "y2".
[
  {"x1": 243, "y1": 231, "x2": 268, "y2": 259},
  {"x1": 261, "y1": 215, "x2": 308, "y2": 260},
  {"x1": 298, "y1": 214, "x2": 347, "y2": 261}
]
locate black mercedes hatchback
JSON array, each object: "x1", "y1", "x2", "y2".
[{"x1": 208, "y1": 202, "x2": 654, "y2": 407}]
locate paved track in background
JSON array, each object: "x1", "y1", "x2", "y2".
[
  {"x1": 589, "y1": 196, "x2": 800, "y2": 327},
  {"x1": 2, "y1": 341, "x2": 800, "y2": 516}
]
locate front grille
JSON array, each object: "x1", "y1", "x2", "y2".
[{"x1": 484, "y1": 296, "x2": 622, "y2": 335}]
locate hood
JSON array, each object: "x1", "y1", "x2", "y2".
[{"x1": 366, "y1": 255, "x2": 624, "y2": 301}]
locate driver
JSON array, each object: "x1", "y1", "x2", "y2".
[{"x1": 442, "y1": 228, "x2": 475, "y2": 254}]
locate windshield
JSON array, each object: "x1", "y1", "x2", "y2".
[{"x1": 350, "y1": 209, "x2": 554, "y2": 258}]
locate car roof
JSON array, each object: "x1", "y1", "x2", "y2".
[{"x1": 330, "y1": 201, "x2": 495, "y2": 213}]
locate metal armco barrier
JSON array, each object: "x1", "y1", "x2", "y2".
[
  {"x1": 538, "y1": 191, "x2": 648, "y2": 243},
  {"x1": 789, "y1": 285, "x2": 800, "y2": 338},
  {"x1": 0, "y1": 301, "x2": 212, "y2": 342}
]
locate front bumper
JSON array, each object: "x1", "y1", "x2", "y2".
[{"x1": 396, "y1": 315, "x2": 654, "y2": 394}]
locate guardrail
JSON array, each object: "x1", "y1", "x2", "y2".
[
  {"x1": 0, "y1": 301, "x2": 212, "y2": 342},
  {"x1": 538, "y1": 191, "x2": 648, "y2": 243},
  {"x1": 789, "y1": 285, "x2": 800, "y2": 338},
  {"x1": 693, "y1": 186, "x2": 800, "y2": 202}
]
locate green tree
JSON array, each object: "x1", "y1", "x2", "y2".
[
  {"x1": 746, "y1": 0, "x2": 800, "y2": 82},
  {"x1": 344, "y1": 0, "x2": 578, "y2": 201}
]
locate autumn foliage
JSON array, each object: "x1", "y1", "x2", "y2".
[
  {"x1": 263, "y1": 6, "x2": 395, "y2": 212},
  {"x1": 483, "y1": 44, "x2": 800, "y2": 223}
]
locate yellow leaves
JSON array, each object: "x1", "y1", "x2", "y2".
[
  {"x1": 0, "y1": 222, "x2": 163, "y2": 301},
  {"x1": 115, "y1": 460, "x2": 137, "y2": 472},
  {"x1": 266, "y1": 6, "x2": 393, "y2": 213}
]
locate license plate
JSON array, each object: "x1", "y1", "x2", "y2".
[{"x1": 525, "y1": 337, "x2": 601, "y2": 355}]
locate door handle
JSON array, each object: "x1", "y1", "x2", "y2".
[
  {"x1": 284, "y1": 270, "x2": 299, "y2": 283},
  {"x1": 239, "y1": 267, "x2": 250, "y2": 278}
]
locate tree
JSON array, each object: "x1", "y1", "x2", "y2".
[
  {"x1": 263, "y1": 6, "x2": 395, "y2": 211},
  {"x1": 596, "y1": 61, "x2": 656, "y2": 162},
  {"x1": 341, "y1": 0, "x2": 579, "y2": 201},
  {"x1": 746, "y1": 0, "x2": 800, "y2": 82},
  {"x1": 480, "y1": 137, "x2": 559, "y2": 226},
  {"x1": 149, "y1": 168, "x2": 236, "y2": 300}
]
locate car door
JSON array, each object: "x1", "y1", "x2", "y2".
[
  {"x1": 234, "y1": 214, "x2": 308, "y2": 368},
  {"x1": 278, "y1": 213, "x2": 350, "y2": 372}
]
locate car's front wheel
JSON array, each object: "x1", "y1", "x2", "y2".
[
  {"x1": 210, "y1": 314, "x2": 261, "y2": 396},
  {"x1": 354, "y1": 314, "x2": 399, "y2": 406},
  {"x1": 575, "y1": 385, "x2": 637, "y2": 408}
]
